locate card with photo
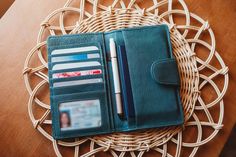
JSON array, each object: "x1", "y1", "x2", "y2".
[{"x1": 59, "y1": 99, "x2": 102, "y2": 131}]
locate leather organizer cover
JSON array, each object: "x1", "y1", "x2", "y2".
[{"x1": 47, "y1": 25, "x2": 184, "y2": 139}]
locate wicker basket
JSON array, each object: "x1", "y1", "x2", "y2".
[{"x1": 23, "y1": 0, "x2": 229, "y2": 156}]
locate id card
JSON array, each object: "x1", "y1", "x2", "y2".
[{"x1": 59, "y1": 99, "x2": 101, "y2": 131}]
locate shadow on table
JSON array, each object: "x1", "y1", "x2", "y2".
[{"x1": 220, "y1": 123, "x2": 236, "y2": 157}]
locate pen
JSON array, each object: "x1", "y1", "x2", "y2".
[{"x1": 109, "y1": 38, "x2": 123, "y2": 118}]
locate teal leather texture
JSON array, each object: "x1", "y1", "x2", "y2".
[
  {"x1": 151, "y1": 58, "x2": 180, "y2": 86},
  {"x1": 47, "y1": 25, "x2": 184, "y2": 139}
]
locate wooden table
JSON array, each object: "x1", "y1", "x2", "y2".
[{"x1": 0, "y1": 0, "x2": 235, "y2": 156}]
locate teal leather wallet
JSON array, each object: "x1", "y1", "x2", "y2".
[{"x1": 47, "y1": 25, "x2": 184, "y2": 139}]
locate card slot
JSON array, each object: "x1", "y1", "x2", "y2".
[
  {"x1": 51, "y1": 90, "x2": 111, "y2": 139},
  {"x1": 49, "y1": 66, "x2": 105, "y2": 87},
  {"x1": 48, "y1": 41, "x2": 101, "y2": 56},
  {"x1": 50, "y1": 54, "x2": 102, "y2": 64},
  {"x1": 52, "y1": 90, "x2": 105, "y2": 100},
  {"x1": 51, "y1": 58, "x2": 102, "y2": 68},
  {"x1": 51, "y1": 82, "x2": 105, "y2": 96},
  {"x1": 51, "y1": 52, "x2": 101, "y2": 63},
  {"x1": 51, "y1": 49, "x2": 100, "y2": 58},
  {"x1": 49, "y1": 60, "x2": 103, "y2": 71},
  {"x1": 52, "y1": 74, "x2": 103, "y2": 83},
  {"x1": 50, "y1": 65, "x2": 103, "y2": 74}
]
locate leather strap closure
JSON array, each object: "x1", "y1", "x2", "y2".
[{"x1": 151, "y1": 58, "x2": 180, "y2": 86}]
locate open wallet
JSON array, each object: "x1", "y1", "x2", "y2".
[{"x1": 47, "y1": 25, "x2": 184, "y2": 139}]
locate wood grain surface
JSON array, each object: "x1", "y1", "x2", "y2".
[
  {"x1": 0, "y1": 0, "x2": 15, "y2": 18},
  {"x1": 0, "y1": 0, "x2": 235, "y2": 157}
]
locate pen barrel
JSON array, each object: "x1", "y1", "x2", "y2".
[
  {"x1": 115, "y1": 94, "x2": 122, "y2": 114},
  {"x1": 110, "y1": 38, "x2": 117, "y2": 58},
  {"x1": 111, "y1": 58, "x2": 121, "y2": 93}
]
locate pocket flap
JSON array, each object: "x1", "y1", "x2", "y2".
[{"x1": 151, "y1": 58, "x2": 180, "y2": 86}]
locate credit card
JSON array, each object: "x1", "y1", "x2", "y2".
[
  {"x1": 59, "y1": 99, "x2": 101, "y2": 131},
  {"x1": 51, "y1": 53, "x2": 100, "y2": 63},
  {"x1": 53, "y1": 69, "x2": 102, "y2": 78},
  {"x1": 53, "y1": 78, "x2": 103, "y2": 87},
  {"x1": 52, "y1": 61, "x2": 101, "y2": 70},
  {"x1": 51, "y1": 46, "x2": 99, "y2": 55}
]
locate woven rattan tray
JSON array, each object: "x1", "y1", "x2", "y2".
[{"x1": 23, "y1": 0, "x2": 229, "y2": 156}]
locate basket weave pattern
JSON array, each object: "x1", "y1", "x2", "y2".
[{"x1": 23, "y1": 0, "x2": 229, "y2": 157}]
